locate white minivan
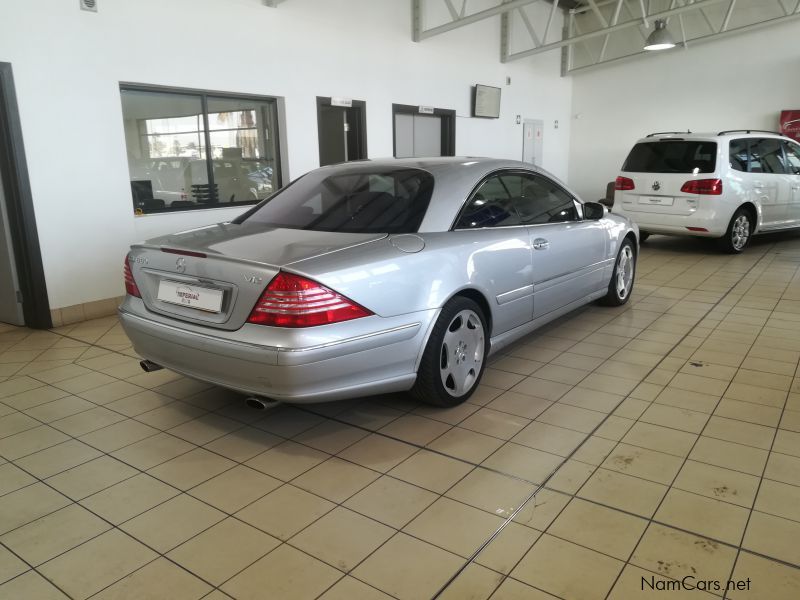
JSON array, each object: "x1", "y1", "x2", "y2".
[{"x1": 612, "y1": 131, "x2": 800, "y2": 252}]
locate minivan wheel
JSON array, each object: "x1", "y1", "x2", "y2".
[
  {"x1": 719, "y1": 208, "x2": 753, "y2": 253},
  {"x1": 412, "y1": 297, "x2": 488, "y2": 407},
  {"x1": 599, "y1": 238, "x2": 636, "y2": 307}
]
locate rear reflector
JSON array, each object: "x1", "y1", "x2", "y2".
[
  {"x1": 681, "y1": 179, "x2": 722, "y2": 195},
  {"x1": 615, "y1": 176, "x2": 635, "y2": 191},
  {"x1": 124, "y1": 254, "x2": 141, "y2": 298},
  {"x1": 161, "y1": 248, "x2": 207, "y2": 258},
  {"x1": 247, "y1": 272, "x2": 373, "y2": 328},
  {"x1": 686, "y1": 227, "x2": 709, "y2": 232}
]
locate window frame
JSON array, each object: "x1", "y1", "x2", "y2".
[
  {"x1": 782, "y1": 140, "x2": 800, "y2": 175},
  {"x1": 451, "y1": 169, "x2": 583, "y2": 231},
  {"x1": 747, "y1": 137, "x2": 789, "y2": 175},
  {"x1": 120, "y1": 82, "x2": 284, "y2": 215}
]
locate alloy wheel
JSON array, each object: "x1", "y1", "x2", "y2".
[{"x1": 439, "y1": 309, "x2": 484, "y2": 397}]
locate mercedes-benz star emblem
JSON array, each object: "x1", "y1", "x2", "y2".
[
  {"x1": 652, "y1": 181, "x2": 661, "y2": 191},
  {"x1": 176, "y1": 257, "x2": 186, "y2": 273}
]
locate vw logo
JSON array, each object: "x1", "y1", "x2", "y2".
[
  {"x1": 175, "y1": 257, "x2": 186, "y2": 273},
  {"x1": 652, "y1": 181, "x2": 661, "y2": 191}
]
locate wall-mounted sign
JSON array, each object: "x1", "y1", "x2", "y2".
[
  {"x1": 418, "y1": 106, "x2": 435, "y2": 114},
  {"x1": 780, "y1": 110, "x2": 800, "y2": 142},
  {"x1": 330, "y1": 97, "x2": 353, "y2": 107}
]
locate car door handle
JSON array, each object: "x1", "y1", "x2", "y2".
[
  {"x1": 533, "y1": 238, "x2": 550, "y2": 250},
  {"x1": 753, "y1": 181, "x2": 764, "y2": 188}
]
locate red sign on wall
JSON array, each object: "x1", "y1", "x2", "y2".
[{"x1": 780, "y1": 110, "x2": 800, "y2": 142}]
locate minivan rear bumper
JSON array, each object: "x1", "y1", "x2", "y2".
[{"x1": 613, "y1": 205, "x2": 730, "y2": 237}]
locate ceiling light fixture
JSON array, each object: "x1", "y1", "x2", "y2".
[{"x1": 644, "y1": 19, "x2": 676, "y2": 51}]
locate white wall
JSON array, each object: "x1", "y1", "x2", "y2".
[
  {"x1": 0, "y1": 0, "x2": 571, "y2": 309},
  {"x1": 567, "y1": 19, "x2": 800, "y2": 201}
]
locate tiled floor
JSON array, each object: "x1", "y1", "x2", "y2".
[{"x1": 2, "y1": 233, "x2": 800, "y2": 599}]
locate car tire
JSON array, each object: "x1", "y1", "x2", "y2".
[
  {"x1": 639, "y1": 231, "x2": 650, "y2": 243},
  {"x1": 412, "y1": 297, "x2": 488, "y2": 407},
  {"x1": 598, "y1": 238, "x2": 636, "y2": 307},
  {"x1": 718, "y1": 208, "x2": 753, "y2": 253}
]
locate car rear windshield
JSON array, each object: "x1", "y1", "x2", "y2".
[
  {"x1": 235, "y1": 167, "x2": 434, "y2": 233},
  {"x1": 622, "y1": 141, "x2": 717, "y2": 174}
]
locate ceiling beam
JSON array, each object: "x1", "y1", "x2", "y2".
[{"x1": 414, "y1": 0, "x2": 542, "y2": 41}]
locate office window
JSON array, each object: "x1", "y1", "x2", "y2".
[{"x1": 121, "y1": 86, "x2": 281, "y2": 214}]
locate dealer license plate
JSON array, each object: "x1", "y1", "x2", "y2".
[
  {"x1": 639, "y1": 196, "x2": 674, "y2": 206},
  {"x1": 157, "y1": 280, "x2": 223, "y2": 313}
]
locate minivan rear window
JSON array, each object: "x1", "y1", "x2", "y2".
[{"x1": 622, "y1": 141, "x2": 717, "y2": 174}]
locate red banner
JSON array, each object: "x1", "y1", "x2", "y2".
[{"x1": 780, "y1": 110, "x2": 800, "y2": 142}]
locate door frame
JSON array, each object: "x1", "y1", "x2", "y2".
[
  {"x1": 316, "y1": 97, "x2": 368, "y2": 165},
  {"x1": 392, "y1": 103, "x2": 456, "y2": 157},
  {"x1": 0, "y1": 62, "x2": 51, "y2": 328}
]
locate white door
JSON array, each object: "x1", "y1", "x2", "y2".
[
  {"x1": 522, "y1": 119, "x2": 543, "y2": 166},
  {"x1": 748, "y1": 138, "x2": 791, "y2": 228},
  {"x1": 0, "y1": 167, "x2": 24, "y2": 326}
]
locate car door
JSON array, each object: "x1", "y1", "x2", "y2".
[
  {"x1": 748, "y1": 138, "x2": 790, "y2": 228},
  {"x1": 506, "y1": 172, "x2": 608, "y2": 319},
  {"x1": 782, "y1": 140, "x2": 800, "y2": 224},
  {"x1": 453, "y1": 173, "x2": 534, "y2": 334}
]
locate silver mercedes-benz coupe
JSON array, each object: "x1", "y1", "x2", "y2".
[{"x1": 120, "y1": 157, "x2": 638, "y2": 407}]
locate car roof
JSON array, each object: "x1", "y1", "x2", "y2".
[{"x1": 638, "y1": 131, "x2": 791, "y2": 143}]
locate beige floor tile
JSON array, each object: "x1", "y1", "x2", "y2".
[
  {"x1": 728, "y1": 550, "x2": 800, "y2": 599},
  {"x1": 446, "y1": 467, "x2": 535, "y2": 518},
  {"x1": 715, "y1": 398, "x2": 783, "y2": 427},
  {"x1": 80, "y1": 473, "x2": 179, "y2": 524},
  {"x1": 167, "y1": 413, "x2": 241, "y2": 446},
  {"x1": 318, "y1": 576, "x2": 394, "y2": 600},
  {"x1": 602, "y1": 443, "x2": 684, "y2": 485},
  {"x1": 510, "y1": 376, "x2": 573, "y2": 401},
  {"x1": 168, "y1": 517, "x2": 279, "y2": 585},
  {"x1": 0, "y1": 412, "x2": 39, "y2": 438},
  {"x1": 482, "y1": 368, "x2": 527, "y2": 390},
  {"x1": 702, "y1": 416, "x2": 776, "y2": 450},
  {"x1": 0, "y1": 425, "x2": 69, "y2": 460},
  {"x1": 202, "y1": 426, "x2": 282, "y2": 462},
  {"x1": 50, "y1": 406, "x2": 127, "y2": 437},
  {"x1": 352, "y1": 532, "x2": 463, "y2": 600},
  {"x1": 512, "y1": 534, "x2": 623, "y2": 600},
  {"x1": 742, "y1": 510, "x2": 800, "y2": 565},
  {"x1": 764, "y1": 452, "x2": 800, "y2": 487},
  {"x1": 38, "y1": 529, "x2": 157, "y2": 599},
  {"x1": 236, "y1": 484, "x2": 335, "y2": 540},
  {"x1": 0, "y1": 462, "x2": 36, "y2": 496},
  {"x1": 189, "y1": 465, "x2": 280, "y2": 513},
  {"x1": 405, "y1": 497, "x2": 504, "y2": 558},
  {"x1": 459, "y1": 407, "x2": 530, "y2": 439},
  {"x1": 537, "y1": 402, "x2": 606, "y2": 434},
  {"x1": 437, "y1": 563, "x2": 503, "y2": 600},
  {"x1": 23, "y1": 395, "x2": 94, "y2": 423},
  {"x1": 75, "y1": 380, "x2": 144, "y2": 404},
  {"x1": 560, "y1": 386, "x2": 624, "y2": 413},
  {"x1": 223, "y1": 543, "x2": 342, "y2": 600},
  {"x1": 15, "y1": 438, "x2": 102, "y2": 479},
  {"x1": 512, "y1": 420, "x2": 586, "y2": 457},
  {"x1": 673, "y1": 460, "x2": 760, "y2": 508},
  {"x1": 110, "y1": 431, "x2": 195, "y2": 470},
  {"x1": 293, "y1": 419, "x2": 369, "y2": 454},
  {"x1": 689, "y1": 436, "x2": 768, "y2": 476},
  {"x1": 754, "y1": 478, "x2": 800, "y2": 521},
  {"x1": 147, "y1": 447, "x2": 235, "y2": 490},
  {"x1": 412, "y1": 401, "x2": 480, "y2": 425},
  {"x1": 427, "y1": 426, "x2": 504, "y2": 463},
  {"x1": 344, "y1": 475, "x2": 437, "y2": 528},
  {"x1": 482, "y1": 442, "x2": 563, "y2": 483},
  {"x1": 244, "y1": 440, "x2": 328, "y2": 481},
  {"x1": 534, "y1": 363, "x2": 590, "y2": 385},
  {"x1": 104, "y1": 390, "x2": 175, "y2": 417},
  {"x1": 640, "y1": 403, "x2": 710, "y2": 434},
  {"x1": 0, "y1": 570, "x2": 70, "y2": 599},
  {"x1": 78, "y1": 419, "x2": 159, "y2": 453},
  {"x1": 121, "y1": 493, "x2": 225, "y2": 553},
  {"x1": 337, "y1": 433, "x2": 417, "y2": 472},
  {"x1": 388, "y1": 449, "x2": 473, "y2": 494},
  {"x1": 293, "y1": 457, "x2": 379, "y2": 503},
  {"x1": 1, "y1": 503, "x2": 110, "y2": 566},
  {"x1": 491, "y1": 577, "x2": 560, "y2": 599},
  {"x1": 594, "y1": 415, "x2": 635, "y2": 441},
  {"x1": 92, "y1": 557, "x2": 211, "y2": 600},
  {"x1": 336, "y1": 402, "x2": 405, "y2": 430},
  {"x1": 724, "y1": 382, "x2": 787, "y2": 407},
  {"x1": 493, "y1": 355, "x2": 547, "y2": 376},
  {"x1": 378, "y1": 414, "x2": 451, "y2": 445},
  {"x1": 774, "y1": 429, "x2": 800, "y2": 457},
  {"x1": 572, "y1": 435, "x2": 617, "y2": 466},
  {"x1": 781, "y1": 408, "x2": 800, "y2": 433},
  {"x1": 0, "y1": 482, "x2": 71, "y2": 534},
  {"x1": 549, "y1": 497, "x2": 647, "y2": 560},
  {"x1": 655, "y1": 488, "x2": 749, "y2": 545},
  {"x1": 622, "y1": 422, "x2": 698, "y2": 457},
  {"x1": 0, "y1": 543, "x2": 27, "y2": 584},
  {"x1": 669, "y1": 372, "x2": 730, "y2": 396},
  {"x1": 487, "y1": 390, "x2": 553, "y2": 420},
  {"x1": 2, "y1": 385, "x2": 71, "y2": 411},
  {"x1": 547, "y1": 459, "x2": 594, "y2": 494},
  {"x1": 632, "y1": 522, "x2": 737, "y2": 584},
  {"x1": 46, "y1": 455, "x2": 138, "y2": 500}
]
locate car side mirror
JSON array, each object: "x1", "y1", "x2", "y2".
[{"x1": 583, "y1": 201, "x2": 605, "y2": 220}]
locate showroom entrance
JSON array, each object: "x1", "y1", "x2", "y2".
[
  {"x1": 316, "y1": 97, "x2": 368, "y2": 166},
  {"x1": 0, "y1": 63, "x2": 50, "y2": 328},
  {"x1": 392, "y1": 103, "x2": 455, "y2": 158}
]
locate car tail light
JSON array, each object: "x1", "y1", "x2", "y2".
[
  {"x1": 247, "y1": 272, "x2": 373, "y2": 327},
  {"x1": 615, "y1": 176, "x2": 635, "y2": 191},
  {"x1": 124, "y1": 254, "x2": 141, "y2": 298},
  {"x1": 681, "y1": 179, "x2": 723, "y2": 195}
]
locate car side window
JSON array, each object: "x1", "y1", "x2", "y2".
[
  {"x1": 455, "y1": 175, "x2": 521, "y2": 229},
  {"x1": 783, "y1": 142, "x2": 800, "y2": 175},
  {"x1": 749, "y1": 138, "x2": 788, "y2": 174},
  {"x1": 511, "y1": 173, "x2": 578, "y2": 225},
  {"x1": 729, "y1": 139, "x2": 749, "y2": 172}
]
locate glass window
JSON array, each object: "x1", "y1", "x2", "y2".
[
  {"x1": 622, "y1": 140, "x2": 717, "y2": 174},
  {"x1": 238, "y1": 167, "x2": 433, "y2": 234},
  {"x1": 511, "y1": 174, "x2": 578, "y2": 224},
  {"x1": 455, "y1": 175, "x2": 521, "y2": 229},
  {"x1": 729, "y1": 139, "x2": 749, "y2": 172},
  {"x1": 121, "y1": 87, "x2": 281, "y2": 214},
  {"x1": 749, "y1": 138, "x2": 787, "y2": 174},
  {"x1": 782, "y1": 142, "x2": 800, "y2": 175}
]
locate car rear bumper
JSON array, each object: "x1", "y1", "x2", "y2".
[
  {"x1": 119, "y1": 303, "x2": 437, "y2": 403},
  {"x1": 612, "y1": 206, "x2": 728, "y2": 237}
]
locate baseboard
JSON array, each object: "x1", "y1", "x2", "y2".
[{"x1": 51, "y1": 296, "x2": 124, "y2": 327}]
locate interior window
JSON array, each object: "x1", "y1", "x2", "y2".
[
  {"x1": 783, "y1": 142, "x2": 800, "y2": 175},
  {"x1": 729, "y1": 139, "x2": 749, "y2": 172},
  {"x1": 455, "y1": 175, "x2": 521, "y2": 229},
  {"x1": 749, "y1": 138, "x2": 788, "y2": 174},
  {"x1": 512, "y1": 174, "x2": 578, "y2": 224}
]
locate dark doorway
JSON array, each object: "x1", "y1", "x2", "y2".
[
  {"x1": 392, "y1": 104, "x2": 456, "y2": 158},
  {"x1": 316, "y1": 97, "x2": 367, "y2": 166},
  {"x1": 0, "y1": 63, "x2": 51, "y2": 328}
]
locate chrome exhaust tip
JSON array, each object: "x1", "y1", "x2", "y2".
[
  {"x1": 139, "y1": 360, "x2": 163, "y2": 373},
  {"x1": 245, "y1": 396, "x2": 280, "y2": 410}
]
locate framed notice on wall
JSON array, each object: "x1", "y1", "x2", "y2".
[{"x1": 780, "y1": 110, "x2": 800, "y2": 142}]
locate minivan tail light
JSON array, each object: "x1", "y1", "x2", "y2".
[
  {"x1": 615, "y1": 176, "x2": 635, "y2": 191},
  {"x1": 247, "y1": 272, "x2": 373, "y2": 327},
  {"x1": 124, "y1": 254, "x2": 141, "y2": 298},
  {"x1": 681, "y1": 178, "x2": 723, "y2": 195}
]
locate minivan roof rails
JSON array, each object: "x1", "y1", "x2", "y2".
[
  {"x1": 717, "y1": 129, "x2": 783, "y2": 136},
  {"x1": 646, "y1": 131, "x2": 692, "y2": 137}
]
